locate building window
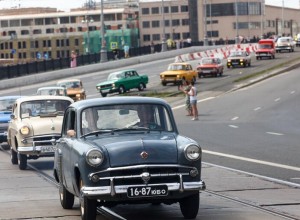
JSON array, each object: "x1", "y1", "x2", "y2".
[
  {"x1": 182, "y1": 19, "x2": 189, "y2": 26},
  {"x1": 21, "y1": 30, "x2": 29, "y2": 35},
  {"x1": 165, "y1": 20, "x2": 170, "y2": 27},
  {"x1": 46, "y1": 28, "x2": 54, "y2": 34},
  {"x1": 56, "y1": 39, "x2": 60, "y2": 47},
  {"x1": 164, "y1": 6, "x2": 169, "y2": 13},
  {"x1": 142, "y1": 21, "x2": 150, "y2": 28},
  {"x1": 10, "y1": 20, "x2": 20, "y2": 27},
  {"x1": 181, "y1": 5, "x2": 188, "y2": 12},
  {"x1": 182, "y1": 32, "x2": 190, "y2": 39},
  {"x1": 1, "y1": 20, "x2": 9, "y2": 28},
  {"x1": 173, "y1": 33, "x2": 180, "y2": 40},
  {"x1": 207, "y1": 31, "x2": 219, "y2": 38},
  {"x1": 33, "y1": 29, "x2": 42, "y2": 34},
  {"x1": 152, "y1": 34, "x2": 160, "y2": 41},
  {"x1": 143, "y1": 35, "x2": 151, "y2": 41},
  {"x1": 23, "y1": 41, "x2": 26, "y2": 48},
  {"x1": 171, "y1": 6, "x2": 179, "y2": 13},
  {"x1": 152, "y1": 7, "x2": 159, "y2": 14},
  {"x1": 142, "y1": 8, "x2": 150, "y2": 15},
  {"x1": 172, "y1": 19, "x2": 180, "y2": 26},
  {"x1": 18, "y1": 42, "x2": 22, "y2": 49},
  {"x1": 248, "y1": 2, "x2": 261, "y2": 15},
  {"x1": 35, "y1": 18, "x2": 44, "y2": 25},
  {"x1": 152, "y1": 20, "x2": 160, "y2": 28},
  {"x1": 35, "y1": 41, "x2": 39, "y2": 48},
  {"x1": 75, "y1": 39, "x2": 79, "y2": 46},
  {"x1": 47, "y1": 40, "x2": 51, "y2": 47}
]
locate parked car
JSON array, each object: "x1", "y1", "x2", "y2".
[
  {"x1": 0, "y1": 96, "x2": 21, "y2": 148},
  {"x1": 275, "y1": 36, "x2": 295, "y2": 52},
  {"x1": 95, "y1": 69, "x2": 149, "y2": 97},
  {"x1": 227, "y1": 50, "x2": 251, "y2": 68},
  {"x1": 295, "y1": 33, "x2": 300, "y2": 47},
  {"x1": 36, "y1": 86, "x2": 67, "y2": 96},
  {"x1": 57, "y1": 79, "x2": 86, "y2": 101},
  {"x1": 7, "y1": 95, "x2": 74, "y2": 170},
  {"x1": 53, "y1": 96, "x2": 206, "y2": 220},
  {"x1": 255, "y1": 39, "x2": 276, "y2": 60},
  {"x1": 160, "y1": 62, "x2": 197, "y2": 86},
  {"x1": 197, "y1": 57, "x2": 224, "y2": 78}
]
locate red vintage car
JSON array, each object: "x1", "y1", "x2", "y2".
[{"x1": 197, "y1": 57, "x2": 224, "y2": 78}]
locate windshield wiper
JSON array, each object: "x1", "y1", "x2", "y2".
[
  {"x1": 111, "y1": 127, "x2": 150, "y2": 134},
  {"x1": 81, "y1": 129, "x2": 113, "y2": 138}
]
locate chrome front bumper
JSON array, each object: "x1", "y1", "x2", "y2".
[
  {"x1": 18, "y1": 145, "x2": 56, "y2": 155},
  {"x1": 81, "y1": 180, "x2": 206, "y2": 197}
]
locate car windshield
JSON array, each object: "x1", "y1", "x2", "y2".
[
  {"x1": 37, "y1": 88, "x2": 66, "y2": 96},
  {"x1": 0, "y1": 98, "x2": 17, "y2": 111},
  {"x1": 58, "y1": 81, "x2": 81, "y2": 89},
  {"x1": 229, "y1": 51, "x2": 245, "y2": 57},
  {"x1": 201, "y1": 58, "x2": 216, "y2": 65},
  {"x1": 20, "y1": 100, "x2": 71, "y2": 118},
  {"x1": 81, "y1": 103, "x2": 174, "y2": 136},
  {"x1": 168, "y1": 64, "x2": 186, "y2": 71},
  {"x1": 107, "y1": 72, "x2": 123, "y2": 80}
]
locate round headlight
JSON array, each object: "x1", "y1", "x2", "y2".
[
  {"x1": 184, "y1": 144, "x2": 201, "y2": 161},
  {"x1": 86, "y1": 149, "x2": 104, "y2": 167},
  {"x1": 20, "y1": 126, "x2": 30, "y2": 135}
]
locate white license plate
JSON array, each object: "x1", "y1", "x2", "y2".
[
  {"x1": 127, "y1": 185, "x2": 168, "y2": 198},
  {"x1": 202, "y1": 70, "x2": 210, "y2": 73},
  {"x1": 41, "y1": 146, "x2": 57, "y2": 153},
  {"x1": 101, "y1": 89, "x2": 110, "y2": 92}
]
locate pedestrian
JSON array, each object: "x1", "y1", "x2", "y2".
[
  {"x1": 70, "y1": 51, "x2": 77, "y2": 68},
  {"x1": 150, "y1": 41, "x2": 155, "y2": 54},
  {"x1": 176, "y1": 40, "x2": 180, "y2": 50},
  {"x1": 124, "y1": 43, "x2": 130, "y2": 58},
  {"x1": 184, "y1": 81, "x2": 198, "y2": 120},
  {"x1": 179, "y1": 81, "x2": 192, "y2": 116}
]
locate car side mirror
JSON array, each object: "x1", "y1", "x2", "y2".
[{"x1": 10, "y1": 114, "x2": 15, "y2": 119}]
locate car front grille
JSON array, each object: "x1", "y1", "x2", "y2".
[
  {"x1": 23, "y1": 134, "x2": 61, "y2": 146},
  {"x1": 100, "y1": 84, "x2": 112, "y2": 89},
  {"x1": 89, "y1": 164, "x2": 198, "y2": 186}
]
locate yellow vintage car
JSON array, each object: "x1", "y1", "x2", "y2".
[{"x1": 160, "y1": 62, "x2": 197, "y2": 86}]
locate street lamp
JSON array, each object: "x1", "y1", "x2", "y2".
[
  {"x1": 203, "y1": 0, "x2": 208, "y2": 46},
  {"x1": 161, "y1": 0, "x2": 167, "y2": 52},
  {"x1": 100, "y1": 0, "x2": 108, "y2": 63},
  {"x1": 82, "y1": 15, "x2": 93, "y2": 54},
  {"x1": 235, "y1": 0, "x2": 239, "y2": 44}
]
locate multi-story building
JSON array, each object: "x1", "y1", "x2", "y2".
[
  {"x1": 138, "y1": 0, "x2": 300, "y2": 45},
  {"x1": 0, "y1": 6, "x2": 137, "y2": 63},
  {"x1": 1, "y1": 0, "x2": 299, "y2": 64}
]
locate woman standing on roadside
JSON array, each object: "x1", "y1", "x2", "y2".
[
  {"x1": 179, "y1": 81, "x2": 192, "y2": 116},
  {"x1": 187, "y1": 81, "x2": 198, "y2": 120}
]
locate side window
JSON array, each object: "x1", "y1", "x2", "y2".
[{"x1": 62, "y1": 109, "x2": 76, "y2": 136}]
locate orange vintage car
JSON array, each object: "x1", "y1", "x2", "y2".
[
  {"x1": 160, "y1": 62, "x2": 197, "y2": 86},
  {"x1": 197, "y1": 57, "x2": 224, "y2": 78}
]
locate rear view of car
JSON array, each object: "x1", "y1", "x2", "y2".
[{"x1": 275, "y1": 37, "x2": 295, "y2": 53}]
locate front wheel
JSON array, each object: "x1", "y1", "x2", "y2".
[
  {"x1": 179, "y1": 193, "x2": 199, "y2": 219},
  {"x1": 138, "y1": 83, "x2": 145, "y2": 91},
  {"x1": 100, "y1": 92, "x2": 107, "y2": 97},
  {"x1": 59, "y1": 184, "x2": 75, "y2": 209},
  {"x1": 18, "y1": 153, "x2": 27, "y2": 170},
  {"x1": 80, "y1": 179, "x2": 97, "y2": 220},
  {"x1": 118, "y1": 85, "x2": 125, "y2": 94},
  {"x1": 11, "y1": 147, "x2": 18, "y2": 165}
]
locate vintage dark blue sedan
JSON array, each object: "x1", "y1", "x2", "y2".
[{"x1": 53, "y1": 97, "x2": 206, "y2": 220}]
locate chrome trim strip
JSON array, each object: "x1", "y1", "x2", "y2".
[
  {"x1": 81, "y1": 181, "x2": 205, "y2": 197},
  {"x1": 18, "y1": 146, "x2": 56, "y2": 154}
]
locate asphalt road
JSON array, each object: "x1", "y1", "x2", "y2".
[{"x1": 1, "y1": 47, "x2": 300, "y2": 219}]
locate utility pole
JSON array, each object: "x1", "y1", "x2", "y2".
[
  {"x1": 100, "y1": 0, "x2": 108, "y2": 62},
  {"x1": 161, "y1": 0, "x2": 167, "y2": 52},
  {"x1": 235, "y1": 0, "x2": 239, "y2": 44},
  {"x1": 203, "y1": 0, "x2": 208, "y2": 46}
]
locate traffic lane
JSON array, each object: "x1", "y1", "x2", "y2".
[
  {"x1": 174, "y1": 67, "x2": 300, "y2": 183},
  {"x1": 0, "y1": 150, "x2": 288, "y2": 220},
  {"x1": 1, "y1": 48, "x2": 298, "y2": 99}
]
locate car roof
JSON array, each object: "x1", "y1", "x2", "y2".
[
  {"x1": 37, "y1": 86, "x2": 66, "y2": 90},
  {"x1": 69, "y1": 97, "x2": 169, "y2": 111},
  {"x1": 15, "y1": 95, "x2": 74, "y2": 103},
  {"x1": 170, "y1": 62, "x2": 189, "y2": 65},
  {"x1": 109, "y1": 69, "x2": 137, "y2": 74},
  {"x1": 57, "y1": 79, "x2": 81, "y2": 83}
]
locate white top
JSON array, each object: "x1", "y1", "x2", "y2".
[{"x1": 188, "y1": 86, "x2": 197, "y2": 101}]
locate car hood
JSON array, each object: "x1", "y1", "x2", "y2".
[
  {"x1": 257, "y1": 48, "x2": 274, "y2": 52},
  {"x1": 160, "y1": 70, "x2": 184, "y2": 75},
  {"x1": 0, "y1": 111, "x2": 12, "y2": 123},
  {"x1": 96, "y1": 80, "x2": 117, "y2": 86},
  {"x1": 197, "y1": 64, "x2": 217, "y2": 68},
  {"x1": 90, "y1": 133, "x2": 178, "y2": 167},
  {"x1": 21, "y1": 116, "x2": 63, "y2": 135}
]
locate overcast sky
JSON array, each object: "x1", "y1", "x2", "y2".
[{"x1": 0, "y1": 0, "x2": 299, "y2": 12}]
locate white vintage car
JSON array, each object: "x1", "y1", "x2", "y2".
[{"x1": 7, "y1": 95, "x2": 74, "y2": 170}]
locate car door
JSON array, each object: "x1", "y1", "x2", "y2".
[{"x1": 124, "y1": 71, "x2": 136, "y2": 89}]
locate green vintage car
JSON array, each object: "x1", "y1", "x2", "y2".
[{"x1": 96, "y1": 69, "x2": 149, "y2": 97}]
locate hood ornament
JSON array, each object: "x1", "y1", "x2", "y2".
[
  {"x1": 140, "y1": 151, "x2": 148, "y2": 159},
  {"x1": 141, "y1": 172, "x2": 150, "y2": 184}
]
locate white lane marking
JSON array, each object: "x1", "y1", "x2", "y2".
[
  {"x1": 172, "y1": 96, "x2": 215, "y2": 110},
  {"x1": 274, "y1": 98, "x2": 281, "y2": 102},
  {"x1": 203, "y1": 150, "x2": 300, "y2": 172},
  {"x1": 266, "y1": 132, "x2": 284, "y2": 136},
  {"x1": 231, "y1": 116, "x2": 239, "y2": 121},
  {"x1": 290, "y1": 91, "x2": 295, "y2": 94},
  {"x1": 290, "y1": 177, "x2": 300, "y2": 180},
  {"x1": 228, "y1": 125, "x2": 238, "y2": 128},
  {"x1": 254, "y1": 107, "x2": 261, "y2": 111}
]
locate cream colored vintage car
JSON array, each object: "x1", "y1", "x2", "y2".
[
  {"x1": 57, "y1": 78, "x2": 86, "y2": 101},
  {"x1": 7, "y1": 95, "x2": 74, "y2": 170}
]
